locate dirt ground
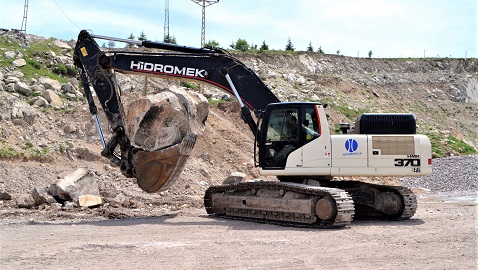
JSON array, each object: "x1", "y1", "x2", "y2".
[
  {"x1": 0, "y1": 194, "x2": 476, "y2": 270},
  {"x1": 0, "y1": 102, "x2": 477, "y2": 270}
]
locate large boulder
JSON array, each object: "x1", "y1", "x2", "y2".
[
  {"x1": 14, "y1": 81, "x2": 31, "y2": 96},
  {"x1": 125, "y1": 86, "x2": 208, "y2": 151},
  {"x1": 48, "y1": 168, "x2": 102, "y2": 207},
  {"x1": 12, "y1": 59, "x2": 26, "y2": 67},
  {"x1": 39, "y1": 77, "x2": 62, "y2": 91},
  {"x1": 11, "y1": 100, "x2": 39, "y2": 124},
  {"x1": 52, "y1": 40, "x2": 72, "y2": 50},
  {"x1": 32, "y1": 185, "x2": 57, "y2": 205},
  {"x1": 4, "y1": 51, "x2": 16, "y2": 59},
  {"x1": 42, "y1": 89, "x2": 63, "y2": 108},
  {"x1": 222, "y1": 172, "x2": 247, "y2": 185}
]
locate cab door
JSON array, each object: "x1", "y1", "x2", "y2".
[{"x1": 259, "y1": 106, "x2": 300, "y2": 169}]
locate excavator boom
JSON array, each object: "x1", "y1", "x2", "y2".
[{"x1": 73, "y1": 30, "x2": 278, "y2": 192}]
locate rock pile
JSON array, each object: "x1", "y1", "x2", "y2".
[
  {"x1": 400, "y1": 155, "x2": 478, "y2": 195},
  {"x1": 11, "y1": 167, "x2": 103, "y2": 209},
  {"x1": 0, "y1": 32, "x2": 83, "y2": 124}
]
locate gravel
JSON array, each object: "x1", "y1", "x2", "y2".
[{"x1": 400, "y1": 155, "x2": 478, "y2": 196}]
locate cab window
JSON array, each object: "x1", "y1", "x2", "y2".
[{"x1": 303, "y1": 106, "x2": 320, "y2": 142}]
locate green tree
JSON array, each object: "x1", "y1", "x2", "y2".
[
  {"x1": 204, "y1": 40, "x2": 220, "y2": 48},
  {"x1": 307, "y1": 41, "x2": 314, "y2": 52},
  {"x1": 138, "y1": 31, "x2": 147, "y2": 41},
  {"x1": 317, "y1": 46, "x2": 324, "y2": 54},
  {"x1": 164, "y1": 35, "x2": 177, "y2": 44},
  {"x1": 368, "y1": 50, "x2": 373, "y2": 58},
  {"x1": 259, "y1": 40, "x2": 269, "y2": 51},
  {"x1": 126, "y1": 33, "x2": 135, "y2": 48},
  {"x1": 285, "y1": 37, "x2": 294, "y2": 51},
  {"x1": 107, "y1": 40, "x2": 116, "y2": 48},
  {"x1": 234, "y1": 38, "x2": 249, "y2": 52}
]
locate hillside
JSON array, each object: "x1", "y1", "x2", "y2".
[{"x1": 0, "y1": 29, "x2": 477, "y2": 218}]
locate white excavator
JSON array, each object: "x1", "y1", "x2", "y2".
[{"x1": 74, "y1": 30, "x2": 432, "y2": 228}]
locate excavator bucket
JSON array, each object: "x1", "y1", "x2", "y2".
[{"x1": 132, "y1": 132, "x2": 197, "y2": 193}]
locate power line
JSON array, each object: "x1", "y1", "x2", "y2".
[{"x1": 53, "y1": 0, "x2": 81, "y2": 30}]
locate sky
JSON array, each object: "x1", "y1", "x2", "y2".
[{"x1": 0, "y1": 0, "x2": 476, "y2": 58}]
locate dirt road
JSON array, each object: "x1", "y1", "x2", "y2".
[{"x1": 1, "y1": 195, "x2": 476, "y2": 270}]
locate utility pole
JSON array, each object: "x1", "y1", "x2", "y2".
[
  {"x1": 191, "y1": 0, "x2": 219, "y2": 47},
  {"x1": 20, "y1": 0, "x2": 29, "y2": 32},
  {"x1": 164, "y1": 0, "x2": 170, "y2": 42}
]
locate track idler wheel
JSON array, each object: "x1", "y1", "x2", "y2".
[
  {"x1": 375, "y1": 192, "x2": 403, "y2": 216},
  {"x1": 133, "y1": 132, "x2": 197, "y2": 193},
  {"x1": 316, "y1": 197, "x2": 337, "y2": 221}
]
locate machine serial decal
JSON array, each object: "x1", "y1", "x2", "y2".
[
  {"x1": 130, "y1": 61, "x2": 207, "y2": 78},
  {"x1": 394, "y1": 158, "x2": 421, "y2": 167},
  {"x1": 343, "y1": 139, "x2": 362, "y2": 156}
]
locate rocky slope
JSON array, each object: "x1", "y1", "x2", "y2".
[{"x1": 0, "y1": 29, "x2": 477, "y2": 219}]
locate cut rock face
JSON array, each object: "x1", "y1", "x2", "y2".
[{"x1": 125, "y1": 86, "x2": 208, "y2": 151}]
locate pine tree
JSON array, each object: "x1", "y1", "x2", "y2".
[
  {"x1": 107, "y1": 41, "x2": 115, "y2": 48},
  {"x1": 164, "y1": 35, "x2": 177, "y2": 44},
  {"x1": 138, "y1": 31, "x2": 147, "y2": 41},
  {"x1": 126, "y1": 33, "x2": 135, "y2": 48},
  {"x1": 285, "y1": 37, "x2": 294, "y2": 51},
  {"x1": 307, "y1": 41, "x2": 314, "y2": 52},
  {"x1": 259, "y1": 40, "x2": 269, "y2": 51}
]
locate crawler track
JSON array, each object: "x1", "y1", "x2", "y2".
[
  {"x1": 204, "y1": 181, "x2": 355, "y2": 229},
  {"x1": 323, "y1": 181, "x2": 418, "y2": 220}
]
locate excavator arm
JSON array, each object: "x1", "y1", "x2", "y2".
[{"x1": 73, "y1": 30, "x2": 279, "y2": 192}]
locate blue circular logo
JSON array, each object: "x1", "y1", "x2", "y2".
[{"x1": 345, "y1": 139, "x2": 359, "y2": 153}]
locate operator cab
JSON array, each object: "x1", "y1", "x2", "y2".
[{"x1": 258, "y1": 102, "x2": 321, "y2": 169}]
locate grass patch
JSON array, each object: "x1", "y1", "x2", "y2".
[
  {"x1": 30, "y1": 147, "x2": 50, "y2": 157},
  {"x1": 447, "y1": 136, "x2": 477, "y2": 155},
  {"x1": 425, "y1": 133, "x2": 477, "y2": 157},
  {"x1": 334, "y1": 105, "x2": 368, "y2": 120},
  {"x1": 208, "y1": 98, "x2": 228, "y2": 106},
  {"x1": 181, "y1": 81, "x2": 199, "y2": 90},
  {"x1": 0, "y1": 36, "x2": 71, "y2": 83},
  {"x1": 0, "y1": 147, "x2": 24, "y2": 158}
]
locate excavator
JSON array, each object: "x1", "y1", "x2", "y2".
[{"x1": 73, "y1": 30, "x2": 432, "y2": 229}]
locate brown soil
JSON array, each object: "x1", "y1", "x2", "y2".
[{"x1": 0, "y1": 197, "x2": 476, "y2": 269}]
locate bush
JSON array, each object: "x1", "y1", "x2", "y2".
[
  {"x1": 54, "y1": 63, "x2": 67, "y2": 75},
  {"x1": 232, "y1": 38, "x2": 249, "y2": 52},
  {"x1": 54, "y1": 63, "x2": 77, "y2": 76},
  {"x1": 181, "y1": 81, "x2": 199, "y2": 90},
  {"x1": 26, "y1": 58, "x2": 41, "y2": 69}
]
